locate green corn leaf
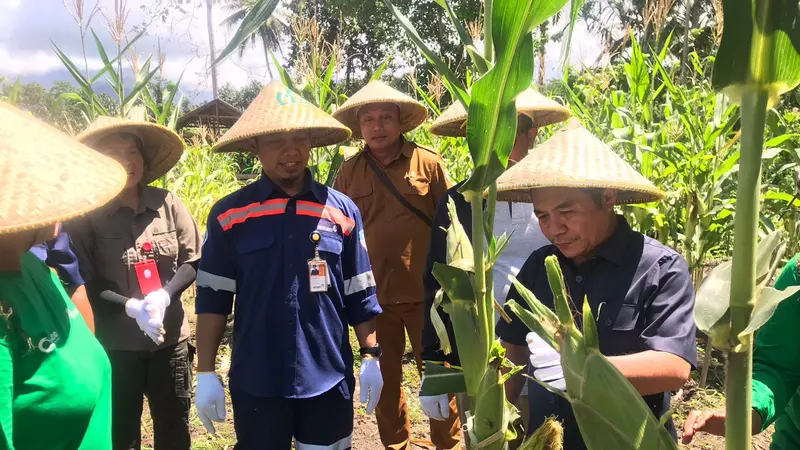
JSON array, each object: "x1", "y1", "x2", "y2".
[
  {"x1": 122, "y1": 65, "x2": 160, "y2": 115},
  {"x1": 582, "y1": 297, "x2": 599, "y2": 350},
  {"x1": 57, "y1": 92, "x2": 89, "y2": 107},
  {"x1": 434, "y1": 0, "x2": 473, "y2": 47},
  {"x1": 319, "y1": 56, "x2": 337, "y2": 110},
  {"x1": 89, "y1": 28, "x2": 146, "y2": 85},
  {"x1": 712, "y1": 0, "x2": 800, "y2": 106},
  {"x1": 51, "y1": 41, "x2": 91, "y2": 96},
  {"x1": 506, "y1": 300, "x2": 559, "y2": 350},
  {"x1": 430, "y1": 289, "x2": 453, "y2": 355},
  {"x1": 561, "y1": 0, "x2": 585, "y2": 76},
  {"x1": 461, "y1": 0, "x2": 570, "y2": 192},
  {"x1": 544, "y1": 255, "x2": 575, "y2": 327},
  {"x1": 370, "y1": 57, "x2": 390, "y2": 81},
  {"x1": 694, "y1": 259, "x2": 732, "y2": 336},
  {"x1": 91, "y1": 29, "x2": 120, "y2": 89},
  {"x1": 214, "y1": 0, "x2": 281, "y2": 66},
  {"x1": 445, "y1": 197, "x2": 474, "y2": 271},
  {"x1": 7, "y1": 77, "x2": 20, "y2": 106},
  {"x1": 432, "y1": 262, "x2": 484, "y2": 396},
  {"x1": 168, "y1": 92, "x2": 184, "y2": 131},
  {"x1": 383, "y1": 0, "x2": 469, "y2": 108},
  {"x1": 324, "y1": 146, "x2": 345, "y2": 186},
  {"x1": 741, "y1": 285, "x2": 800, "y2": 336},
  {"x1": 270, "y1": 51, "x2": 298, "y2": 94},
  {"x1": 420, "y1": 361, "x2": 467, "y2": 396},
  {"x1": 159, "y1": 70, "x2": 185, "y2": 125},
  {"x1": 508, "y1": 278, "x2": 560, "y2": 337}
]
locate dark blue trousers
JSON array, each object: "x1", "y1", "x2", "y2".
[{"x1": 231, "y1": 379, "x2": 354, "y2": 450}]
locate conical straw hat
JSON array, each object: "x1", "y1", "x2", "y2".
[
  {"x1": 77, "y1": 116, "x2": 184, "y2": 184},
  {"x1": 0, "y1": 101, "x2": 126, "y2": 235},
  {"x1": 333, "y1": 80, "x2": 428, "y2": 138},
  {"x1": 212, "y1": 80, "x2": 351, "y2": 152},
  {"x1": 495, "y1": 120, "x2": 665, "y2": 204},
  {"x1": 430, "y1": 88, "x2": 572, "y2": 137}
]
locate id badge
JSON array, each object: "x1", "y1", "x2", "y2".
[
  {"x1": 308, "y1": 258, "x2": 329, "y2": 293},
  {"x1": 134, "y1": 259, "x2": 162, "y2": 296}
]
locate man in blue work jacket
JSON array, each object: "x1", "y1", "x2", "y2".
[{"x1": 193, "y1": 80, "x2": 385, "y2": 450}]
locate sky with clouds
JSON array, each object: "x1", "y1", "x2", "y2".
[{"x1": 0, "y1": 0, "x2": 604, "y2": 105}]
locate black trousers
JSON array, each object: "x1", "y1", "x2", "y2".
[
  {"x1": 231, "y1": 379, "x2": 354, "y2": 450},
  {"x1": 107, "y1": 340, "x2": 193, "y2": 450}
]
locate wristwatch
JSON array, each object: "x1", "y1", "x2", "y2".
[{"x1": 360, "y1": 344, "x2": 382, "y2": 358}]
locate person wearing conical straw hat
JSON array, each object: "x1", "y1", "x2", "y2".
[
  {"x1": 494, "y1": 120, "x2": 697, "y2": 449},
  {"x1": 194, "y1": 80, "x2": 383, "y2": 449},
  {"x1": 67, "y1": 116, "x2": 202, "y2": 449},
  {"x1": 332, "y1": 80, "x2": 460, "y2": 449},
  {"x1": 0, "y1": 101, "x2": 127, "y2": 449},
  {"x1": 420, "y1": 87, "x2": 570, "y2": 429}
]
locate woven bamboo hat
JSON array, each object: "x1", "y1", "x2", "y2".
[
  {"x1": 333, "y1": 80, "x2": 428, "y2": 138},
  {"x1": 212, "y1": 80, "x2": 351, "y2": 152},
  {"x1": 0, "y1": 101, "x2": 126, "y2": 235},
  {"x1": 495, "y1": 120, "x2": 665, "y2": 204},
  {"x1": 77, "y1": 116, "x2": 183, "y2": 184},
  {"x1": 430, "y1": 88, "x2": 572, "y2": 137}
]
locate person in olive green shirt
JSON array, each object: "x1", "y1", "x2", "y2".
[
  {"x1": 683, "y1": 254, "x2": 800, "y2": 449},
  {"x1": 0, "y1": 100, "x2": 127, "y2": 449}
]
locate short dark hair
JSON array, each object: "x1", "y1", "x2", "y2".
[
  {"x1": 517, "y1": 114, "x2": 534, "y2": 135},
  {"x1": 581, "y1": 188, "x2": 606, "y2": 208}
]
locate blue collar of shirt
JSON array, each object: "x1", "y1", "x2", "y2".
[
  {"x1": 590, "y1": 215, "x2": 635, "y2": 266},
  {"x1": 256, "y1": 169, "x2": 324, "y2": 201}
]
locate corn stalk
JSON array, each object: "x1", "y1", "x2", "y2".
[
  {"x1": 694, "y1": 1, "x2": 800, "y2": 448},
  {"x1": 388, "y1": 0, "x2": 577, "y2": 447}
]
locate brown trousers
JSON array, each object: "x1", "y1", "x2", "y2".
[{"x1": 376, "y1": 303, "x2": 462, "y2": 450}]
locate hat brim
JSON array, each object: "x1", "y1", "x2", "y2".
[
  {"x1": 494, "y1": 183, "x2": 665, "y2": 205},
  {"x1": 211, "y1": 125, "x2": 351, "y2": 153},
  {"x1": 334, "y1": 100, "x2": 428, "y2": 139},
  {"x1": 78, "y1": 122, "x2": 183, "y2": 184},
  {"x1": 1, "y1": 102, "x2": 127, "y2": 235}
]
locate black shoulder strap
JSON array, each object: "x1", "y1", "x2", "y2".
[{"x1": 364, "y1": 153, "x2": 433, "y2": 227}]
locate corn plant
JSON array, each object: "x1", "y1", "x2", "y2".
[
  {"x1": 386, "y1": 0, "x2": 586, "y2": 446},
  {"x1": 692, "y1": 0, "x2": 800, "y2": 448},
  {"x1": 505, "y1": 256, "x2": 680, "y2": 449}
]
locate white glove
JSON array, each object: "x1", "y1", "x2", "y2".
[
  {"x1": 125, "y1": 299, "x2": 164, "y2": 344},
  {"x1": 144, "y1": 289, "x2": 171, "y2": 324},
  {"x1": 420, "y1": 391, "x2": 451, "y2": 421},
  {"x1": 196, "y1": 372, "x2": 227, "y2": 434},
  {"x1": 526, "y1": 331, "x2": 566, "y2": 391},
  {"x1": 359, "y1": 357, "x2": 384, "y2": 414}
]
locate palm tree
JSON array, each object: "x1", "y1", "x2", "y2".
[{"x1": 221, "y1": 0, "x2": 289, "y2": 77}]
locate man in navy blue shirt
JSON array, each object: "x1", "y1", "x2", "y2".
[
  {"x1": 194, "y1": 81, "x2": 384, "y2": 450},
  {"x1": 494, "y1": 123, "x2": 697, "y2": 449}
]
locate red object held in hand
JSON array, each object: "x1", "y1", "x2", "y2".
[{"x1": 134, "y1": 260, "x2": 162, "y2": 296}]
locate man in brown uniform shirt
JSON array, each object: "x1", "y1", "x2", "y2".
[{"x1": 334, "y1": 81, "x2": 459, "y2": 450}]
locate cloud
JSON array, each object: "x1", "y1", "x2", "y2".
[{"x1": 0, "y1": 0, "x2": 278, "y2": 99}]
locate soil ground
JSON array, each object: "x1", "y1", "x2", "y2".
[{"x1": 135, "y1": 293, "x2": 774, "y2": 449}]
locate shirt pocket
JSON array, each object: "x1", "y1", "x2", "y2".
[
  {"x1": 317, "y1": 232, "x2": 343, "y2": 261},
  {"x1": 598, "y1": 302, "x2": 641, "y2": 355},
  {"x1": 234, "y1": 233, "x2": 276, "y2": 256},
  {"x1": 348, "y1": 181, "x2": 374, "y2": 218},
  {"x1": 399, "y1": 175, "x2": 430, "y2": 196},
  {"x1": 152, "y1": 230, "x2": 179, "y2": 258}
]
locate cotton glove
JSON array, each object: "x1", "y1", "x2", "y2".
[
  {"x1": 125, "y1": 298, "x2": 164, "y2": 344},
  {"x1": 144, "y1": 289, "x2": 171, "y2": 324},
  {"x1": 196, "y1": 372, "x2": 227, "y2": 434},
  {"x1": 359, "y1": 357, "x2": 384, "y2": 414},
  {"x1": 526, "y1": 331, "x2": 566, "y2": 391},
  {"x1": 419, "y1": 386, "x2": 451, "y2": 421}
]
